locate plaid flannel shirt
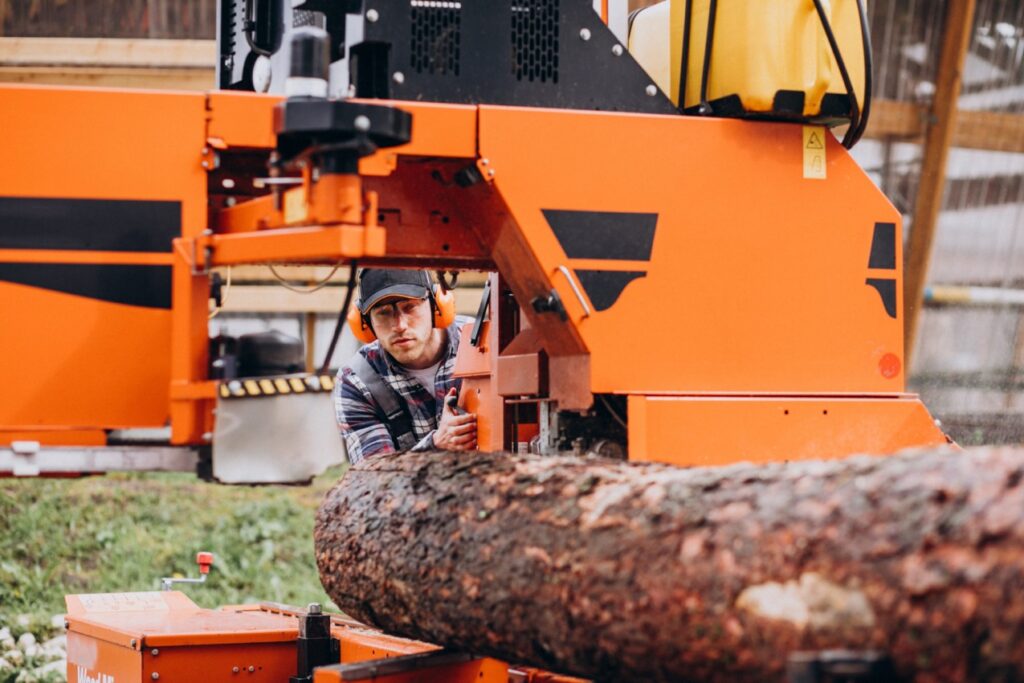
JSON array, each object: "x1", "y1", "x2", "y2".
[{"x1": 334, "y1": 316, "x2": 473, "y2": 464}]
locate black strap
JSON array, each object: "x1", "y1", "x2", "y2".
[{"x1": 350, "y1": 354, "x2": 418, "y2": 451}]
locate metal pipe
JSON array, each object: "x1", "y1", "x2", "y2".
[{"x1": 924, "y1": 285, "x2": 1024, "y2": 307}]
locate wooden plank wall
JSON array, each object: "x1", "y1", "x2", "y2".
[{"x1": 0, "y1": 0, "x2": 215, "y2": 39}]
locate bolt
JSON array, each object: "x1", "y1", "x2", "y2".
[
  {"x1": 248, "y1": 666, "x2": 255, "y2": 673},
  {"x1": 354, "y1": 115, "x2": 371, "y2": 132},
  {"x1": 130, "y1": 639, "x2": 137, "y2": 648},
  {"x1": 307, "y1": 603, "x2": 322, "y2": 614},
  {"x1": 152, "y1": 674, "x2": 160, "y2": 681},
  {"x1": 487, "y1": 169, "x2": 495, "y2": 177},
  {"x1": 612, "y1": 44, "x2": 623, "y2": 56},
  {"x1": 202, "y1": 147, "x2": 210, "y2": 155},
  {"x1": 579, "y1": 28, "x2": 591, "y2": 41},
  {"x1": 151, "y1": 649, "x2": 159, "y2": 656},
  {"x1": 393, "y1": 71, "x2": 405, "y2": 84},
  {"x1": 202, "y1": 432, "x2": 213, "y2": 442},
  {"x1": 480, "y1": 158, "x2": 489, "y2": 166},
  {"x1": 233, "y1": 667, "x2": 240, "y2": 674},
  {"x1": 645, "y1": 84, "x2": 657, "y2": 96},
  {"x1": 366, "y1": 8, "x2": 379, "y2": 22},
  {"x1": 201, "y1": 160, "x2": 209, "y2": 169}
]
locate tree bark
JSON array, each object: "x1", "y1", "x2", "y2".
[{"x1": 314, "y1": 447, "x2": 1024, "y2": 682}]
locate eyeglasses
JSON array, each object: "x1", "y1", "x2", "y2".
[{"x1": 369, "y1": 297, "x2": 428, "y2": 326}]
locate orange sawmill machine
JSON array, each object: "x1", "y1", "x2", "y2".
[{"x1": 0, "y1": 0, "x2": 951, "y2": 679}]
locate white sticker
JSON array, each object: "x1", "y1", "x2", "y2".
[{"x1": 803, "y1": 126, "x2": 827, "y2": 180}]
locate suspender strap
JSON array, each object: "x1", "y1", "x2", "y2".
[{"x1": 349, "y1": 354, "x2": 418, "y2": 451}]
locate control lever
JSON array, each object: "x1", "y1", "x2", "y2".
[
  {"x1": 445, "y1": 391, "x2": 467, "y2": 416},
  {"x1": 160, "y1": 551, "x2": 215, "y2": 591},
  {"x1": 470, "y1": 278, "x2": 492, "y2": 347}
]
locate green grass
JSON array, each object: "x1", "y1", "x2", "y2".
[{"x1": 0, "y1": 466, "x2": 346, "y2": 628}]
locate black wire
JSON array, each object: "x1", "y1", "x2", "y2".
[
  {"x1": 317, "y1": 261, "x2": 358, "y2": 376},
  {"x1": 848, "y1": 0, "x2": 873, "y2": 148},
  {"x1": 811, "y1": 0, "x2": 860, "y2": 149},
  {"x1": 678, "y1": 0, "x2": 694, "y2": 110},
  {"x1": 698, "y1": 0, "x2": 718, "y2": 114}
]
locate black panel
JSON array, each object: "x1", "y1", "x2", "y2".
[
  {"x1": 0, "y1": 263, "x2": 172, "y2": 309},
  {"x1": 219, "y1": 0, "x2": 251, "y2": 89},
  {"x1": 543, "y1": 209, "x2": 657, "y2": 261},
  {"x1": 0, "y1": 197, "x2": 180, "y2": 253},
  {"x1": 411, "y1": 1, "x2": 461, "y2": 76},
  {"x1": 512, "y1": 0, "x2": 559, "y2": 83},
  {"x1": 868, "y1": 222, "x2": 896, "y2": 270},
  {"x1": 361, "y1": 0, "x2": 676, "y2": 113},
  {"x1": 772, "y1": 90, "x2": 805, "y2": 117},
  {"x1": 820, "y1": 92, "x2": 853, "y2": 119},
  {"x1": 574, "y1": 270, "x2": 645, "y2": 311},
  {"x1": 866, "y1": 278, "x2": 896, "y2": 319}
]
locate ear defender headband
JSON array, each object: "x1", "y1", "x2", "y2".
[{"x1": 347, "y1": 271, "x2": 455, "y2": 344}]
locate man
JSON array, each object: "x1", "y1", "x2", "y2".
[{"x1": 334, "y1": 268, "x2": 477, "y2": 464}]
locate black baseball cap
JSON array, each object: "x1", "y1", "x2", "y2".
[{"x1": 357, "y1": 269, "x2": 431, "y2": 313}]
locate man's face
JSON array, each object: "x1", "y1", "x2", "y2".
[{"x1": 369, "y1": 297, "x2": 434, "y2": 365}]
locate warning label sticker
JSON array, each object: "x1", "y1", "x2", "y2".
[{"x1": 803, "y1": 126, "x2": 827, "y2": 180}]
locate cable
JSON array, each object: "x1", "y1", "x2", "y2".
[
  {"x1": 698, "y1": 0, "x2": 719, "y2": 114},
  {"x1": 677, "y1": 0, "x2": 695, "y2": 110},
  {"x1": 811, "y1": 0, "x2": 860, "y2": 149},
  {"x1": 848, "y1": 0, "x2": 873, "y2": 147},
  {"x1": 269, "y1": 263, "x2": 341, "y2": 293},
  {"x1": 318, "y1": 261, "x2": 359, "y2": 376}
]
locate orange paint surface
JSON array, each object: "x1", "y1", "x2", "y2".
[
  {"x1": 628, "y1": 394, "x2": 949, "y2": 466},
  {"x1": 478, "y1": 106, "x2": 906, "y2": 396}
]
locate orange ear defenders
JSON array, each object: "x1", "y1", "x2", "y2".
[{"x1": 347, "y1": 274, "x2": 455, "y2": 344}]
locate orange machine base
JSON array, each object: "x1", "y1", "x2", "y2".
[
  {"x1": 65, "y1": 592, "x2": 584, "y2": 683},
  {"x1": 627, "y1": 394, "x2": 952, "y2": 466}
]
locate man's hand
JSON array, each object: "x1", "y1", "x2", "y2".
[{"x1": 433, "y1": 389, "x2": 477, "y2": 451}]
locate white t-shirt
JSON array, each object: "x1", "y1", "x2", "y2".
[{"x1": 406, "y1": 361, "x2": 441, "y2": 395}]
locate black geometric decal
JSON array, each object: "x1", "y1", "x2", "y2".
[
  {"x1": 543, "y1": 209, "x2": 657, "y2": 261},
  {"x1": 0, "y1": 197, "x2": 181, "y2": 253},
  {"x1": 866, "y1": 278, "x2": 897, "y2": 319},
  {"x1": 0, "y1": 263, "x2": 172, "y2": 309},
  {"x1": 574, "y1": 270, "x2": 645, "y2": 311},
  {"x1": 868, "y1": 222, "x2": 896, "y2": 270}
]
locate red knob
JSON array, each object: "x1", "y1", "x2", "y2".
[{"x1": 196, "y1": 551, "x2": 214, "y2": 574}]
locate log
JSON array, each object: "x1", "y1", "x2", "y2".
[{"x1": 314, "y1": 448, "x2": 1024, "y2": 681}]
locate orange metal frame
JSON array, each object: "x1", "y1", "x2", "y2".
[
  {"x1": 0, "y1": 83, "x2": 948, "y2": 466},
  {"x1": 65, "y1": 594, "x2": 583, "y2": 683}
]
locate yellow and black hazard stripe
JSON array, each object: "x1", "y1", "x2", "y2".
[{"x1": 218, "y1": 374, "x2": 336, "y2": 399}]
